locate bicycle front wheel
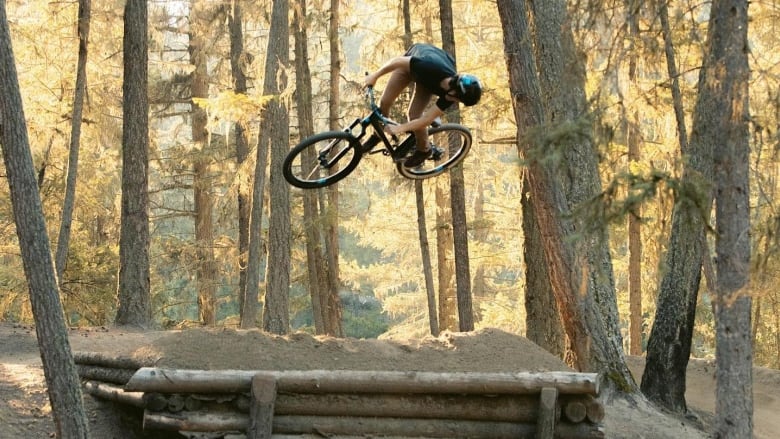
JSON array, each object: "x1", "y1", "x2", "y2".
[
  {"x1": 283, "y1": 131, "x2": 363, "y2": 189},
  {"x1": 396, "y1": 124, "x2": 472, "y2": 180}
]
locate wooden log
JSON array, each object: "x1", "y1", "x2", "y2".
[
  {"x1": 563, "y1": 400, "x2": 587, "y2": 423},
  {"x1": 74, "y1": 351, "x2": 150, "y2": 369},
  {"x1": 141, "y1": 411, "x2": 605, "y2": 439},
  {"x1": 83, "y1": 380, "x2": 144, "y2": 408},
  {"x1": 143, "y1": 393, "x2": 169, "y2": 411},
  {"x1": 248, "y1": 375, "x2": 277, "y2": 439},
  {"x1": 273, "y1": 392, "x2": 541, "y2": 423},
  {"x1": 536, "y1": 387, "x2": 557, "y2": 439},
  {"x1": 585, "y1": 398, "x2": 605, "y2": 424},
  {"x1": 274, "y1": 415, "x2": 605, "y2": 439},
  {"x1": 143, "y1": 409, "x2": 248, "y2": 432},
  {"x1": 126, "y1": 368, "x2": 600, "y2": 396},
  {"x1": 168, "y1": 394, "x2": 185, "y2": 413},
  {"x1": 77, "y1": 364, "x2": 136, "y2": 385}
]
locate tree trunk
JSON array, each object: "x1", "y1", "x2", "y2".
[
  {"x1": 0, "y1": 2, "x2": 90, "y2": 436},
  {"x1": 439, "y1": 0, "x2": 473, "y2": 332},
  {"x1": 625, "y1": 0, "x2": 643, "y2": 357},
  {"x1": 189, "y1": 8, "x2": 217, "y2": 325},
  {"x1": 498, "y1": 0, "x2": 635, "y2": 391},
  {"x1": 228, "y1": 2, "x2": 251, "y2": 311},
  {"x1": 523, "y1": 175, "x2": 565, "y2": 358},
  {"x1": 293, "y1": 0, "x2": 328, "y2": 334},
  {"x1": 436, "y1": 174, "x2": 458, "y2": 331},
  {"x1": 262, "y1": 0, "x2": 291, "y2": 335},
  {"x1": 55, "y1": 0, "x2": 91, "y2": 285},
  {"x1": 530, "y1": 0, "x2": 633, "y2": 386},
  {"x1": 711, "y1": 1, "x2": 752, "y2": 437},
  {"x1": 324, "y1": 0, "x2": 344, "y2": 337},
  {"x1": 116, "y1": 0, "x2": 151, "y2": 328},
  {"x1": 641, "y1": 0, "x2": 725, "y2": 414}
]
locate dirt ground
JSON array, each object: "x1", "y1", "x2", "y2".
[{"x1": 0, "y1": 323, "x2": 777, "y2": 439}]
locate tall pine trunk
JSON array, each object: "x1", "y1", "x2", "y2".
[
  {"x1": 711, "y1": 0, "x2": 752, "y2": 436},
  {"x1": 55, "y1": 0, "x2": 91, "y2": 285},
  {"x1": 0, "y1": 3, "x2": 90, "y2": 436},
  {"x1": 116, "y1": 0, "x2": 151, "y2": 327},
  {"x1": 262, "y1": 0, "x2": 291, "y2": 335}
]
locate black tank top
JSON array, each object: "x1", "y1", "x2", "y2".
[{"x1": 405, "y1": 44, "x2": 457, "y2": 110}]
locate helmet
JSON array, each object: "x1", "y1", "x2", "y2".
[{"x1": 452, "y1": 74, "x2": 482, "y2": 106}]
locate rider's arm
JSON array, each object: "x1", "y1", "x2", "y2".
[
  {"x1": 364, "y1": 56, "x2": 411, "y2": 87},
  {"x1": 387, "y1": 106, "x2": 445, "y2": 135}
]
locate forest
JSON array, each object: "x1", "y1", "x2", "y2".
[{"x1": 0, "y1": 0, "x2": 775, "y2": 437}]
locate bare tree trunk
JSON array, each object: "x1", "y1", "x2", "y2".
[
  {"x1": 189, "y1": 7, "x2": 217, "y2": 325},
  {"x1": 641, "y1": 0, "x2": 714, "y2": 413},
  {"x1": 262, "y1": 0, "x2": 291, "y2": 335},
  {"x1": 523, "y1": 175, "x2": 564, "y2": 358},
  {"x1": 436, "y1": 175, "x2": 458, "y2": 331},
  {"x1": 711, "y1": 1, "x2": 752, "y2": 436},
  {"x1": 439, "y1": 0, "x2": 473, "y2": 332},
  {"x1": 116, "y1": 0, "x2": 151, "y2": 328},
  {"x1": 293, "y1": 0, "x2": 327, "y2": 334},
  {"x1": 625, "y1": 0, "x2": 643, "y2": 357},
  {"x1": 56, "y1": 0, "x2": 90, "y2": 285},
  {"x1": 228, "y1": 1, "x2": 251, "y2": 311},
  {"x1": 498, "y1": 0, "x2": 636, "y2": 392},
  {"x1": 0, "y1": 4, "x2": 91, "y2": 436},
  {"x1": 323, "y1": 0, "x2": 344, "y2": 337}
]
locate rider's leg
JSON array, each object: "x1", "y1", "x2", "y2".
[
  {"x1": 408, "y1": 83, "x2": 432, "y2": 152},
  {"x1": 379, "y1": 69, "x2": 412, "y2": 117}
]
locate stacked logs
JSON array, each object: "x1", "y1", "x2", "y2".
[{"x1": 76, "y1": 354, "x2": 606, "y2": 439}]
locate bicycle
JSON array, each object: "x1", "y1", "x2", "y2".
[{"x1": 282, "y1": 87, "x2": 472, "y2": 189}]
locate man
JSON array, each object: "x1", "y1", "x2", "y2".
[{"x1": 363, "y1": 43, "x2": 482, "y2": 167}]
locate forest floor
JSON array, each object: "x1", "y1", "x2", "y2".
[{"x1": 0, "y1": 322, "x2": 778, "y2": 439}]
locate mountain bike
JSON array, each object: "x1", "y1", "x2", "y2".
[{"x1": 282, "y1": 87, "x2": 472, "y2": 189}]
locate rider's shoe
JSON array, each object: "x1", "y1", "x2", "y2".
[{"x1": 404, "y1": 148, "x2": 432, "y2": 168}]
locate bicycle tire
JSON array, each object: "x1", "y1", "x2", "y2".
[
  {"x1": 283, "y1": 131, "x2": 363, "y2": 189},
  {"x1": 396, "y1": 123, "x2": 472, "y2": 180}
]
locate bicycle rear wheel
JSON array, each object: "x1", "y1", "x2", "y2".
[
  {"x1": 283, "y1": 131, "x2": 362, "y2": 189},
  {"x1": 396, "y1": 124, "x2": 472, "y2": 180}
]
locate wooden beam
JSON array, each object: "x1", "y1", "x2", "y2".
[
  {"x1": 126, "y1": 368, "x2": 600, "y2": 396},
  {"x1": 248, "y1": 375, "x2": 277, "y2": 439},
  {"x1": 537, "y1": 387, "x2": 558, "y2": 439}
]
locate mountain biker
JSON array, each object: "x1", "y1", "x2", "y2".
[{"x1": 363, "y1": 43, "x2": 483, "y2": 168}]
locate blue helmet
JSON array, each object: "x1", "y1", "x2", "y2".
[{"x1": 452, "y1": 74, "x2": 482, "y2": 106}]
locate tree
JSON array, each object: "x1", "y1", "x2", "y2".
[
  {"x1": 293, "y1": 0, "x2": 329, "y2": 335},
  {"x1": 189, "y1": 3, "x2": 219, "y2": 325},
  {"x1": 261, "y1": 0, "x2": 291, "y2": 334},
  {"x1": 0, "y1": 2, "x2": 90, "y2": 436},
  {"x1": 710, "y1": 1, "x2": 752, "y2": 436},
  {"x1": 439, "y1": 0, "x2": 474, "y2": 332},
  {"x1": 324, "y1": 0, "x2": 344, "y2": 336},
  {"x1": 116, "y1": 0, "x2": 151, "y2": 327},
  {"x1": 228, "y1": 1, "x2": 251, "y2": 309},
  {"x1": 497, "y1": 0, "x2": 636, "y2": 390},
  {"x1": 55, "y1": 0, "x2": 91, "y2": 284}
]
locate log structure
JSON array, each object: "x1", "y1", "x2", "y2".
[{"x1": 75, "y1": 352, "x2": 606, "y2": 439}]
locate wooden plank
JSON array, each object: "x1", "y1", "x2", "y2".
[
  {"x1": 126, "y1": 368, "x2": 600, "y2": 396},
  {"x1": 248, "y1": 375, "x2": 277, "y2": 439},
  {"x1": 536, "y1": 387, "x2": 558, "y2": 439}
]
